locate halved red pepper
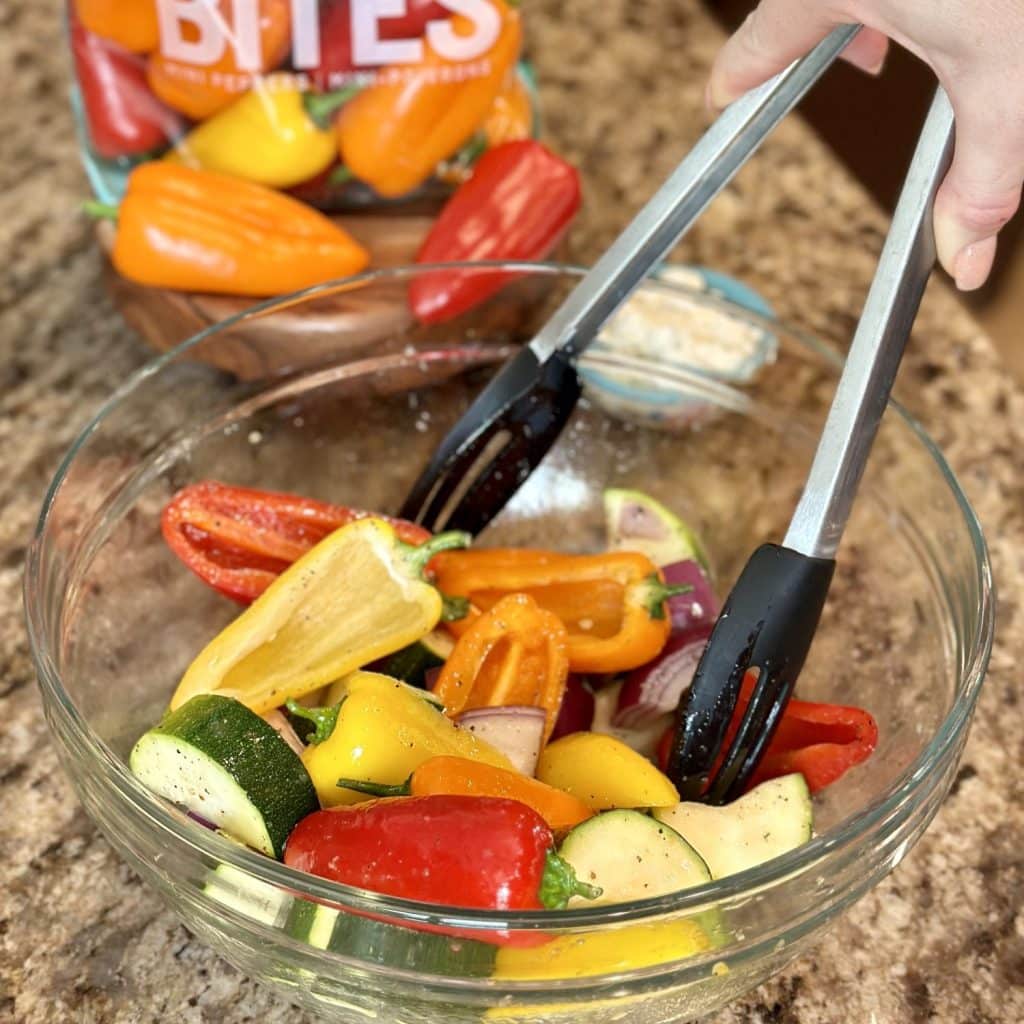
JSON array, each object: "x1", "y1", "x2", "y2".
[
  {"x1": 657, "y1": 673, "x2": 879, "y2": 794},
  {"x1": 161, "y1": 481, "x2": 429, "y2": 604},
  {"x1": 71, "y1": 17, "x2": 183, "y2": 159},
  {"x1": 410, "y1": 140, "x2": 581, "y2": 324},
  {"x1": 284, "y1": 795, "x2": 599, "y2": 911}
]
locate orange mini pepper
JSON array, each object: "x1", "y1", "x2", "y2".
[
  {"x1": 432, "y1": 593, "x2": 569, "y2": 739},
  {"x1": 88, "y1": 163, "x2": 368, "y2": 297},
  {"x1": 147, "y1": 0, "x2": 292, "y2": 120},
  {"x1": 338, "y1": 755, "x2": 595, "y2": 833},
  {"x1": 335, "y1": 0, "x2": 522, "y2": 197},
  {"x1": 74, "y1": 0, "x2": 159, "y2": 54},
  {"x1": 432, "y1": 549, "x2": 687, "y2": 675}
]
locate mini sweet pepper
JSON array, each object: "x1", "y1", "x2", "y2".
[
  {"x1": 296, "y1": 673, "x2": 515, "y2": 807},
  {"x1": 433, "y1": 548, "x2": 688, "y2": 674},
  {"x1": 335, "y1": 0, "x2": 522, "y2": 197},
  {"x1": 88, "y1": 163, "x2": 369, "y2": 296},
  {"x1": 169, "y1": 519, "x2": 469, "y2": 715},
  {"x1": 171, "y1": 75, "x2": 356, "y2": 189}
]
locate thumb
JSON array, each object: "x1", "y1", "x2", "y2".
[
  {"x1": 933, "y1": 87, "x2": 1024, "y2": 291},
  {"x1": 708, "y1": 0, "x2": 889, "y2": 109}
]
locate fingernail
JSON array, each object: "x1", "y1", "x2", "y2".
[
  {"x1": 934, "y1": 216, "x2": 977, "y2": 277},
  {"x1": 953, "y1": 236, "x2": 997, "y2": 291},
  {"x1": 864, "y1": 53, "x2": 887, "y2": 76},
  {"x1": 706, "y1": 77, "x2": 736, "y2": 113}
]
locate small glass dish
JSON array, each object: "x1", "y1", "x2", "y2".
[{"x1": 25, "y1": 263, "x2": 992, "y2": 1023}]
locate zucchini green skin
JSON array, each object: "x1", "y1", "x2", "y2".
[
  {"x1": 130, "y1": 694, "x2": 319, "y2": 859},
  {"x1": 289, "y1": 904, "x2": 497, "y2": 977}
]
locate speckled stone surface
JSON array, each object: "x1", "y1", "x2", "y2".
[{"x1": 2, "y1": 1, "x2": 1024, "y2": 1022}]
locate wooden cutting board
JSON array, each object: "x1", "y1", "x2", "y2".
[{"x1": 96, "y1": 214, "x2": 437, "y2": 380}]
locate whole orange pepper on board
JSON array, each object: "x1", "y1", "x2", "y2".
[
  {"x1": 335, "y1": 0, "x2": 522, "y2": 197},
  {"x1": 147, "y1": 0, "x2": 292, "y2": 120},
  {"x1": 432, "y1": 593, "x2": 570, "y2": 740},
  {"x1": 88, "y1": 163, "x2": 368, "y2": 297},
  {"x1": 74, "y1": 0, "x2": 159, "y2": 54},
  {"x1": 432, "y1": 549, "x2": 686, "y2": 675}
]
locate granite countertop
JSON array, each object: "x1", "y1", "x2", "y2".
[{"x1": 2, "y1": 1, "x2": 1023, "y2": 1022}]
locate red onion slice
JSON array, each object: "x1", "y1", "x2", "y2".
[
  {"x1": 456, "y1": 706, "x2": 546, "y2": 775},
  {"x1": 550, "y1": 674, "x2": 596, "y2": 741},
  {"x1": 662, "y1": 560, "x2": 717, "y2": 632}
]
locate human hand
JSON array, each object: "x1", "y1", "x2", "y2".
[{"x1": 707, "y1": 1, "x2": 1024, "y2": 290}]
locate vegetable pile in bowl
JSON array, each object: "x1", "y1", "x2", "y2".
[
  {"x1": 26, "y1": 268, "x2": 991, "y2": 1024},
  {"x1": 133, "y1": 481, "x2": 877, "y2": 928}
]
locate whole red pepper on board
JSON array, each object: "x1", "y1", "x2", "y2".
[
  {"x1": 161, "y1": 481, "x2": 430, "y2": 604},
  {"x1": 284, "y1": 795, "x2": 600, "y2": 911},
  {"x1": 410, "y1": 140, "x2": 581, "y2": 324},
  {"x1": 310, "y1": 0, "x2": 450, "y2": 90},
  {"x1": 657, "y1": 673, "x2": 879, "y2": 794},
  {"x1": 71, "y1": 18, "x2": 183, "y2": 159}
]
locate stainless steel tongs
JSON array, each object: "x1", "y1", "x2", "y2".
[
  {"x1": 399, "y1": 26, "x2": 956, "y2": 802},
  {"x1": 400, "y1": 24, "x2": 863, "y2": 533}
]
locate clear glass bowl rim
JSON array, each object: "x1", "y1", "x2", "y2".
[{"x1": 25, "y1": 260, "x2": 995, "y2": 932}]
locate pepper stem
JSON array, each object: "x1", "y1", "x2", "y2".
[
  {"x1": 441, "y1": 594, "x2": 470, "y2": 622},
  {"x1": 303, "y1": 85, "x2": 363, "y2": 129},
  {"x1": 328, "y1": 165, "x2": 354, "y2": 186},
  {"x1": 643, "y1": 574, "x2": 694, "y2": 620},
  {"x1": 337, "y1": 776, "x2": 411, "y2": 797},
  {"x1": 538, "y1": 849, "x2": 603, "y2": 909},
  {"x1": 285, "y1": 699, "x2": 341, "y2": 745},
  {"x1": 82, "y1": 200, "x2": 118, "y2": 221},
  {"x1": 401, "y1": 531, "x2": 472, "y2": 578}
]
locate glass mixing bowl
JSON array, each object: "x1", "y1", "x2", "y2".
[{"x1": 25, "y1": 264, "x2": 992, "y2": 1023}]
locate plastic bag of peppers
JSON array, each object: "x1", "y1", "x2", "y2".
[{"x1": 68, "y1": 0, "x2": 582, "y2": 320}]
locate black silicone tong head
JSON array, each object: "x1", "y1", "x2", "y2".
[
  {"x1": 398, "y1": 346, "x2": 580, "y2": 534},
  {"x1": 667, "y1": 544, "x2": 835, "y2": 805}
]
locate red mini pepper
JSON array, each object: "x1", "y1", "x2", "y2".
[
  {"x1": 284, "y1": 795, "x2": 599, "y2": 910},
  {"x1": 657, "y1": 673, "x2": 879, "y2": 794},
  {"x1": 71, "y1": 18, "x2": 183, "y2": 159},
  {"x1": 310, "y1": 0, "x2": 450, "y2": 90},
  {"x1": 161, "y1": 481, "x2": 430, "y2": 604},
  {"x1": 410, "y1": 140, "x2": 581, "y2": 324}
]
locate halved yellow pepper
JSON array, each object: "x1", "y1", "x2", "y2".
[
  {"x1": 301, "y1": 672, "x2": 514, "y2": 807},
  {"x1": 169, "y1": 520, "x2": 468, "y2": 716},
  {"x1": 536, "y1": 733, "x2": 679, "y2": 810}
]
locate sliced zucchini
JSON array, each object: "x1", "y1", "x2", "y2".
[
  {"x1": 129, "y1": 694, "x2": 319, "y2": 858},
  {"x1": 289, "y1": 904, "x2": 496, "y2": 977},
  {"x1": 324, "y1": 670, "x2": 445, "y2": 712},
  {"x1": 557, "y1": 809, "x2": 711, "y2": 906},
  {"x1": 204, "y1": 862, "x2": 291, "y2": 926},
  {"x1": 382, "y1": 630, "x2": 454, "y2": 688},
  {"x1": 653, "y1": 773, "x2": 813, "y2": 879}
]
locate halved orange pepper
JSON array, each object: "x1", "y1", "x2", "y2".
[
  {"x1": 335, "y1": 0, "x2": 522, "y2": 197},
  {"x1": 432, "y1": 593, "x2": 569, "y2": 739},
  {"x1": 74, "y1": 0, "x2": 159, "y2": 54},
  {"x1": 432, "y1": 550, "x2": 686, "y2": 675},
  {"x1": 339, "y1": 755, "x2": 594, "y2": 832},
  {"x1": 147, "y1": 0, "x2": 292, "y2": 121}
]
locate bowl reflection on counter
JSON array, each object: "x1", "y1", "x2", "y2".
[{"x1": 26, "y1": 264, "x2": 992, "y2": 1023}]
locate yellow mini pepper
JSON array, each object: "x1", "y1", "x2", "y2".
[
  {"x1": 536, "y1": 732, "x2": 680, "y2": 810},
  {"x1": 171, "y1": 76, "x2": 355, "y2": 189},
  {"x1": 169, "y1": 520, "x2": 469, "y2": 715},
  {"x1": 297, "y1": 673, "x2": 514, "y2": 807}
]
